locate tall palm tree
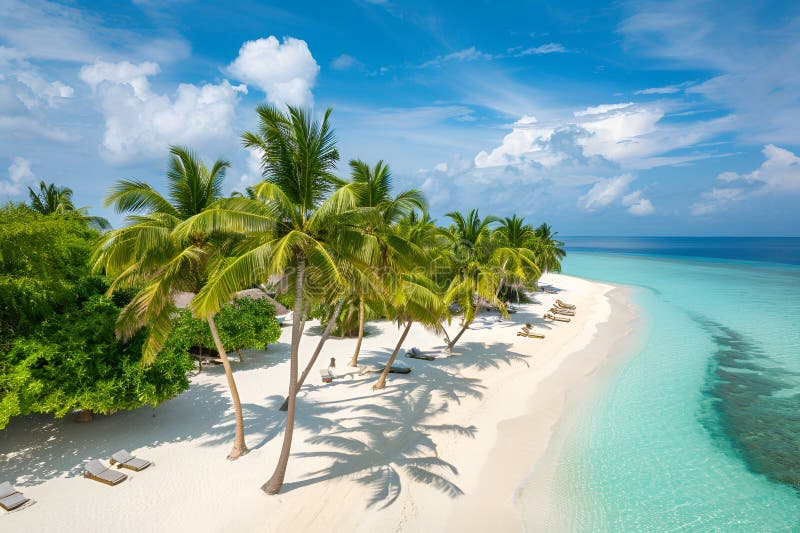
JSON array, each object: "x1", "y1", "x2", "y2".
[
  {"x1": 534, "y1": 222, "x2": 566, "y2": 273},
  {"x1": 494, "y1": 215, "x2": 541, "y2": 299},
  {"x1": 440, "y1": 209, "x2": 502, "y2": 350},
  {"x1": 341, "y1": 160, "x2": 426, "y2": 367},
  {"x1": 91, "y1": 145, "x2": 249, "y2": 459},
  {"x1": 183, "y1": 105, "x2": 364, "y2": 494},
  {"x1": 28, "y1": 180, "x2": 110, "y2": 229}
]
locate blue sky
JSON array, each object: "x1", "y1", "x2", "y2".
[{"x1": 1, "y1": 0, "x2": 799, "y2": 235}]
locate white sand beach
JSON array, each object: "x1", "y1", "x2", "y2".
[{"x1": 0, "y1": 273, "x2": 633, "y2": 532}]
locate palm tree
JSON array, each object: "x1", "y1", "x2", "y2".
[
  {"x1": 91, "y1": 145, "x2": 249, "y2": 459},
  {"x1": 440, "y1": 209, "x2": 502, "y2": 350},
  {"x1": 340, "y1": 160, "x2": 426, "y2": 367},
  {"x1": 28, "y1": 180, "x2": 110, "y2": 229},
  {"x1": 534, "y1": 222, "x2": 566, "y2": 273},
  {"x1": 373, "y1": 272, "x2": 447, "y2": 390},
  {"x1": 494, "y1": 215, "x2": 541, "y2": 300},
  {"x1": 184, "y1": 105, "x2": 363, "y2": 494}
]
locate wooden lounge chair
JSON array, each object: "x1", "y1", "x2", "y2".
[
  {"x1": 549, "y1": 307, "x2": 575, "y2": 316},
  {"x1": 110, "y1": 450, "x2": 152, "y2": 472},
  {"x1": 0, "y1": 482, "x2": 30, "y2": 512},
  {"x1": 517, "y1": 330, "x2": 545, "y2": 339},
  {"x1": 84, "y1": 459, "x2": 127, "y2": 486},
  {"x1": 319, "y1": 368, "x2": 335, "y2": 383},
  {"x1": 406, "y1": 347, "x2": 435, "y2": 361},
  {"x1": 544, "y1": 313, "x2": 570, "y2": 323},
  {"x1": 556, "y1": 299, "x2": 576, "y2": 309}
]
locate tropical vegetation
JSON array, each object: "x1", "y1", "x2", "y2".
[{"x1": 1, "y1": 104, "x2": 565, "y2": 495}]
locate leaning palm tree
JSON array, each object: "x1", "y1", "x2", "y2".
[
  {"x1": 183, "y1": 105, "x2": 365, "y2": 494},
  {"x1": 373, "y1": 272, "x2": 447, "y2": 390},
  {"x1": 91, "y1": 145, "x2": 249, "y2": 459},
  {"x1": 440, "y1": 209, "x2": 503, "y2": 351},
  {"x1": 28, "y1": 180, "x2": 110, "y2": 229},
  {"x1": 533, "y1": 222, "x2": 566, "y2": 273},
  {"x1": 340, "y1": 160, "x2": 426, "y2": 367}
]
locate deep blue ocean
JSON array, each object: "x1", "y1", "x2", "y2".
[{"x1": 536, "y1": 237, "x2": 800, "y2": 531}]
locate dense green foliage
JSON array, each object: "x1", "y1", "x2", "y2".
[
  {"x1": 0, "y1": 203, "x2": 192, "y2": 429},
  {"x1": 169, "y1": 297, "x2": 282, "y2": 356}
]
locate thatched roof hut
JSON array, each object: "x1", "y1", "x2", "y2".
[{"x1": 172, "y1": 288, "x2": 289, "y2": 316}]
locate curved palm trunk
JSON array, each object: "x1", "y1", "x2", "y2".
[
  {"x1": 373, "y1": 321, "x2": 413, "y2": 390},
  {"x1": 263, "y1": 257, "x2": 306, "y2": 495},
  {"x1": 447, "y1": 305, "x2": 481, "y2": 351},
  {"x1": 348, "y1": 297, "x2": 365, "y2": 367},
  {"x1": 207, "y1": 316, "x2": 248, "y2": 460},
  {"x1": 279, "y1": 297, "x2": 345, "y2": 411}
]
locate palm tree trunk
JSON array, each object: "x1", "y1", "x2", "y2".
[
  {"x1": 348, "y1": 297, "x2": 365, "y2": 367},
  {"x1": 278, "y1": 297, "x2": 345, "y2": 411},
  {"x1": 263, "y1": 256, "x2": 306, "y2": 495},
  {"x1": 447, "y1": 305, "x2": 481, "y2": 351},
  {"x1": 207, "y1": 315, "x2": 248, "y2": 460},
  {"x1": 373, "y1": 321, "x2": 413, "y2": 390}
]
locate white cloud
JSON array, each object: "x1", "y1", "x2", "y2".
[
  {"x1": 516, "y1": 43, "x2": 567, "y2": 55},
  {"x1": 15, "y1": 71, "x2": 74, "y2": 108},
  {"x1": 691, "y1": 145, "x2": 800, "y2": 215},
  {"x1": 80, "y1": 60, "x2": 247, "y2": 164},
  {"x1": 419, "y1": 46, "x2": 493, "y2": 68},
  {"x1": 574, "y1": 102, "x2": 634, "y2": 117},
  {"x1": 635, "y1": 84, "x2": 682, "y2": 95},
  {"x1": 227, "y1": 36, "x2": 319, "y2": 107},
  {"x1": 622, "y1": 190, "x2": 655, "y2": 215},
  {"x1": 0, "y1": 0, "x2": 190, "y2": 64},
  {"x1": 1, "y1": 156, "x2": 36, "y2": 196},
  {"x1": 579, "y1": 174, "x2": 635, "y2": 211},
  {"x1": 234, "y1": 147, "x2": 265, "y2": 191},
  {"x1": 331, "y1": 54, "x2": 362, "y2": 71}
]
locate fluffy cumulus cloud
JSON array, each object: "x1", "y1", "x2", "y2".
[
  {"x1": 691, "y1": 144, "x2": 800, "y2": 215},
  {"x1": 622, "y1": 190, "x2": 655, "y2": 215},
  {"x1": 474, "y1": 115, "x2": 563, "y2": 169},
  {"x1": 227, "y1": 36, "x2": 319, "y2": 107},
  {"x1": 79, "y1": 60, "x2": 246, "y2": 164},
  {"x1": 579, "y1": 174, "x2": 654, "y2": 215},
  {"x1": 579, "y1": 174, "x2": 635, "y2": 210},
  {"x1": 1, "y1": 156, "x2": 36, "y2": 196},
  {"x1": 474, "y1": 102, "x2": 724, "y2": 173}
]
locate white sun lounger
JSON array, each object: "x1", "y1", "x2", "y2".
[
  {"x1": 110, "y1": 450, "x2": 152, "y2": 471},
  {"x1": 84, "y1": 459, "x2": 127, "y2": 486},
  {"x1": 0, "y1": 482, "x2": 31, "y2": 512}
]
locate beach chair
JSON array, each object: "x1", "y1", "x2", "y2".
[
  {"x1": 549, "y1": 307, "x2": 575, "y2": 316},
  {"x1": 406, "y1": 347, "x2": 435, "y2": 361},
  {"x1": 0, "y1": 482, "x2": 30, "y2": 512},
  {"x1": 556, "y1": 299, "x2": 576, "y2": 309},
  {"x1": 544, "y1": 313, "x2": 570, "y2": 323},
  {"x1": 319, "y1": 368, "x2": 335, "y2": 383},
  {"x1": 84, "y1": 459, "x2": 127, "y2": 486},
  {"x1": 110, "y1": 450, "x2": 152, "y2": 472},
  {"x1": 517, "y1": 330, "x2": 545, "y2": 339}
]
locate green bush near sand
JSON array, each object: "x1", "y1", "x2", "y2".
[{"x1": 0, "y1": 204, "x2": 193, "y2": 429}]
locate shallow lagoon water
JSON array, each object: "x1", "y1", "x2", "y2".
[{"x1": 544, "y1": 246, "x2": 800, "y2": 531}]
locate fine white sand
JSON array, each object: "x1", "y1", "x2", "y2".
[{"x1": 0, "y1": 273, "x2": 631, "y2": 532}]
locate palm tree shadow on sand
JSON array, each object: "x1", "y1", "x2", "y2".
[{"x1": 278, "y1": 341, "x2": 525, "y2": 508}]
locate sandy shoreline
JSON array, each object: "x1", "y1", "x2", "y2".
[{"x1": 1, "y1": 273, "x2": 637, "y2": 532}]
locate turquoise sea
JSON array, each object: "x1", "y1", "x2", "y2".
[{"x1": 548, "y1": 238, "x2": 800, "y2": 531}]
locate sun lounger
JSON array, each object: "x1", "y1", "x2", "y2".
[
  {"x1": 517, "y1": 330, "x2": 545, "y2": 339},
  {"x1": 84, "y1": 459, "x2": 127, "y2": 486},
  {"x1": 556, "y1": 299, "x2": 576, "y2": 309},
  {"x1": 0, "y1": 482, "x2": 31, "y2": 512},
  {"x1": 549, "y1": 307, "x2": 575, "y2": 316},
  {"x1": 110, "y1": 450, "x2": 152, "y2": 472},
  {"x1": 406, "y1": 347, "x2": 436, "y2": 361},
  {"x1": 541, "y1": 287, "x2": 558, "y2": 294},
  {"x1": 544, "y1": 313, "x2": 570, "y2": 323},
  {"x1": 320, "y1": 368, "x2": 335, "y2": 383}
]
